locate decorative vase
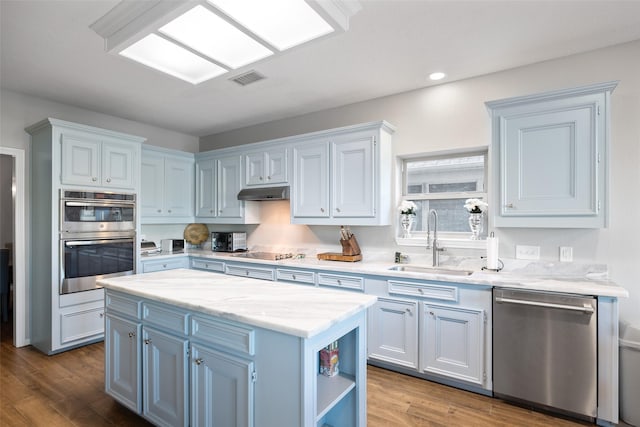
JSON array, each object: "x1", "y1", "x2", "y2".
[
  {"x1": 400, "y1": 213, "x2": 415, "y2": 238},
  {"x1": 468, "y1": 212, "x2": 483, "y2": 240}
]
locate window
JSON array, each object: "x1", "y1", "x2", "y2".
[{"x1": 400, "y1": 151, "x2": 487, "y2": 240}]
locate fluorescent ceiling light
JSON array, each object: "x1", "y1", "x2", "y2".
[
  {"x1": 207, "y1": 0, "x2": 334, "y2": 51},
  {"x1": 120, "y1": 34, "x2": 227, "y2": 84},
  {"x1": 159, "y1": 5, "x2": 273, "y2": 69}
]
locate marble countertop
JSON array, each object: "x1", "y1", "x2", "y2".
[
  {"x1": 141, "y1": 249, "x2": 629, "y2": 298},
  {"x1": 99, "y1": 269, "x2": 377, "y2": 339}
]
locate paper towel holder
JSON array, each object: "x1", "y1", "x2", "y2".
[{"x1": 482, "y1": 232, "x2": 503, "y2": 272}]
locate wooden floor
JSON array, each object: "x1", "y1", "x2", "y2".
[{"x1": 1, "y1": 320, "x2": 594, "y2": 427}]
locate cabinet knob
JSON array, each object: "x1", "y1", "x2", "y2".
[
  {"x1": 144, "y1": 339, "x2": 151, "y2": 345},
  {"x1": 99, "y1": 312, "x2": 104, "y2": 318},
  {"x1": 157, "y1": 209, "x2": 161, "y2": 213},
  {"x1": 336, "y1": 208, "x2": 341, "y2": 213},
  {"x1": 259, "y1": 176, "x2": 263, "y2": 180},
  {"x1": 267, "y1": 176, "x2": 271, "y2": 180},
  {"x1": 162, "y1": 264, "x2": 167, "y2": 268},
  {"x1": 245, "y1": 270, "x2": 250, "y2": 276},
  {"x1": 337, "y1": 279, "x2": 342, "y2": 285},
  {"x1": 429, "y1": 311, "x2": 435, "y2": 316},
  {"x1": 92, "y1": 177, "x2": 97, "y2": 182},
  {"x1": 168, "y1": 209, "x2": 172, "y2": 213},
  {"x1": 128, "y1": 332, "x2": 136, "y2": 338},
  {"x1": 219, "y1": 210, "x2": 223, "y2": 213},
  {"x1": 418, "y1": 288, "x2": 424, "y2": 294},
  {"x1": 505, "y1": 203, "x2": 514, "y2": 208},
  {"x1": 405, "y1": 308, "x2": 412, "y2": 315},
  {"x1": 320, "y1": 208, "x2": 325, "y2": 213},
  {"x1": 194, "y1": 358, "x2": 204, "y2": 366},
  {"x1": 210, "y1": 209, "x2": 214, "y2": 213},
  {"x1": 292, "y1": 274, "x2": 296, "y2": 280},
  {"x1": 106, "y1": 178, "x2": 111, "y2": 183}
]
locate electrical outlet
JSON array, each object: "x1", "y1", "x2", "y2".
[
  {"x1": 516, "y1": 245, "x2": 540, "y2": 260},
  {"x1": 560, "y1": 246, "x2": 573, "y2": 263}
]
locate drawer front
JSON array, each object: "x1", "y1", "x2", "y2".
[
  {"x1": 106, "y1": 291, "x2": 141, "y2": 319},
  {"x1": 276, "y1": 268, "x2": 315, "y2": 285},
  {"x1": 142, "y1": 301, "x2": 189, "y2": 335},
  {"x1": 191, "y1": 258, "x2": 225, "y2": 273},
  {"x1": 191, "y1": 315, "x2": 255, "y2": 356},
  {"x1": 317, "y1": 273, "x2": 364, "y2": 291},
  {"x1": 142, "y1": 257, "x2": 189, "y2": 273},
  {"x1": 388, "y1": 280, "x2": 458, "y2": 302},
  {"x1": 226, "y1": 264, "x2": 275, "y2": 281},
  {"x1": 60, "y1": 304, "x2": 105, "y2": 344}
]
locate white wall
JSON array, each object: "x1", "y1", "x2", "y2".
[{"x1": 201, "y1": 40, "x2": 640, "y2": 325}]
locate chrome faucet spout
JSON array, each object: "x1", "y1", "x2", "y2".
[{"x1": 427, "y1": 209, "x2": 444, "y2": 267}]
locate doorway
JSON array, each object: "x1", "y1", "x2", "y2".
[{"x1": 0, "y1": 148, "x2": 27, "y2": 347}]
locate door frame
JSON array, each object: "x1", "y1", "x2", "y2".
[{"x1": 0, "y1": 147, "x2": 28, "y2": 347}]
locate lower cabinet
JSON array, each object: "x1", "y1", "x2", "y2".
[
  {"x1": 190, "y1": 344, "x2": 254, "y2": 427},
  {"x1": 142, "y1": 326, "x2": 189, "y2": 427},
  {"x1": 141, "y1": 256, "x2": 190, "y2": 273},
  {"x1": 367, "y1": 297, "x2": 418, "y2": 369},
  {"x1": 105, "y1": 314, "x2": 141, "y2": 413},
  {"x1": 420, "y1": 303, "x2": 485, "y2": 385}
]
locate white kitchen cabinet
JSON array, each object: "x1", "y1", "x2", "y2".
[
  {"x1": 195, "y1": 154, "x2": 260, "y2": 223},
  {"x1": 291, "y1": 121, "x2": 394, "y2": 225},
  {"x1": 61, "y1": 128, "x2": 138, "y2": 190},
  {"x1": 225, "y1": 262, "x2": 275, "y2": 281},
  {"x1": 368, "y1": 297, "x2": 419, "y2": 369},
  {"x1": 141, "y1": 147, "x2": 194, "y2": 223},
  {"x1": 105, "y1": 313, "x2": 142, "y2": 413},
  {"x1": 486, "y1": 81, "x2": 618, "y2": 228},
  {"x1": 190, "y1": 343, "x2": 255, "y2": 427},
  {"x1": 244, "y1": 146, "x2": 287, "y2": 186},
  {"x1": 59, "y1": 300, "x2": 105, "y2": 346},
  {"x1": 141, "y1": 256, "x2": 190, "y2": 273},
  {"x1": 142, "y1": 326, "x2": 189, "y2": 427},
  {"x1": 421, "y1": 303, "x2": 485, "y2": 385}
]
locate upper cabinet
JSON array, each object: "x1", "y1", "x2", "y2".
[
  {"x1": 244, "y1": 146, "x2": 288, "y2": 187},
  {"x1": 54, "y1": 122, "x2": 143, "y2": 190},
  {"x1": 486, "y1": 81, "x2": 618, "y2": 228},
  {"x1": 141, "y1": 147, "x2": 194, "y2": 224},
  {"x1": 195, "y1": 153, "x2": 260, "y2": 224},
  {"x1": 291, "y1": 121, "x2": 395, "y2": 225}
]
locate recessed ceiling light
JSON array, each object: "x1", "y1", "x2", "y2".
[
  {"x1": 429, "y1": 72, "x2": 446, "y2": 81},
  {"x1": 207, "y1": 0, "x2": 334, "y2": 51},
  {"x1": 119, "y1": 34, "x2": 227, "y2": 84},
  {"x1": 159, "y1": 5, "x2": 273, "y2": 69}
]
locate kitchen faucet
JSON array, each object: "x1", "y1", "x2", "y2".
[{"x1": 426, "y1": 209, "x2": 445, "y2": 266}]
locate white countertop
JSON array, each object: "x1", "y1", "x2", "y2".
[
  {"x1": 141, "y1": 249, "x2": 629, "y2": 298},
  {"x1": 99, "y1": 269, "x2": 377, "y2": 339}
]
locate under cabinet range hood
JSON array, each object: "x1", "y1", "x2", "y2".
[{"x1": 237, "y1": 186, "x2": 289, "y2": 201}]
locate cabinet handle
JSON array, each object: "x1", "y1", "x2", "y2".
[
  {"x1": 336, "y1": 208, "x2": 341, "y2": 212},
  {"x1": 245, "y1": 270, "x2": 250, "y2": 276},
  {"x1": 320, "y1": 208, "x2": 325, "y2": 213},
  {"x1": 429, "y1": 311, "x2": 435, "y2": 316},
  {"x1": 418, "y1": 288, "x2": 424, "y2": 294},
  {"x1": 337, "y1": 279, "x2": 342, "y2": 285},
  {"x1": 194, "y1": 358, "x2": 204, "y2": 365},
  {"x1": 92, "y1": 177, "x2": 97, "y2": 182},
  {"x1": 292, "y1": 274, "x2": 296, "y2": 280},
  {"x1": 505, "y1": 203, "x2": 514, "y2": 208},
  {"x1": 128, "y1": 332, "x2": 136, "y2": 338},
  {"x1": 144, "y1": 339, "x2": 151, "y2": 345},
  {"x1": 405, "y1": 308, "x2": 412, "y2": 315},
  {"x1": 99, "y1": 312, "x2": 104, "y2": 318},
  {"x1": 106, "y1": 178, "x2": 111, "y2": 183}
]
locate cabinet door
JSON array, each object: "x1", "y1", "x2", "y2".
[
  {"x1": 102, "y1": 141, "x2": 136, "y2": 189},
  {"x1": 141, "y1": 154, "x2": 165, "y2": 217},
  {"x1": 105, "y1": 314, "x2": 142, "y2": 413},
  {"x1": 196, "y1": 158, "x2": 217, "y2": 217},
  {"x1": 332, "y1": 134, "x2": 375, "y2": 218},
  {"x1": 265, "y1": 147, "x2": 287, "y2": 184},
  {"x1": 368, "y1": 298, "x2": 418, "y2": 369},
  {"x1": 421, "y1": 304, "x2": 485, "y2": 385},
  {"x1": 244, "y1": 152, "x2": 266, "y2": 186},
  {"x1": 217, "y1": 156, "x2": 243, "y2": 218},
  {"x1": 142, "y1": 326, "x2": 189, "y2": 427},
  {"x1": 292, "y1": 142, "x2": 329, "y2": 218},
  {"x1": 164, "y1": 157, "x2": 194, "y2": 218},
  {"x1": 60, "y1": 132, "x2": 101, "y2": 186},
  {"x1": 191, "y1": 344, "x2": 254, "y2": 427}
]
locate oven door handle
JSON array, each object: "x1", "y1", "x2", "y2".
[
  {"x1": 64, "y1": 201, "x2": 134, "y2": 208},
  {"x1": 494, "y1": 296, "x2": 595, "y2": 314},
  {"x1": 65, "y1": 239, "x2": 135, "y2": 246}
]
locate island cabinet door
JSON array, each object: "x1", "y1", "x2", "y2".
[
  {"x1": 105, "y1": 314, "x2": 142, "y2": 413},
  {"x1": 190, "y1": 343, "x2": 255, "y2": 427},
  {"x1": 142, "y1": 326, "x2": 189, "y2": 427}
]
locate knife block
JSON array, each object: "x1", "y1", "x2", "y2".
[{"x1": 340, "y1": 234, "x2": 361, "y2": 256}]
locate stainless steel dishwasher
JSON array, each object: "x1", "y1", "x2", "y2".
[{"x1": 493, "y1": 288, "x2": 597, "y2": 421}]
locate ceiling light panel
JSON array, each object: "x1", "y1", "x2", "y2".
[
  {"x1": 207, "y1": 0, "x2": 335, "y2": 51},
  {"x1": 159, "y1": 5, "x2": 273, "y2": 69},
  {"x1": 119, "y1": 33, "x2": 227, "y2": 84}
]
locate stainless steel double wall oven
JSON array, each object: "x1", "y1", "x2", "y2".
[{"x1": 59, "y1": 190, "x2": 136, "y2": 294}]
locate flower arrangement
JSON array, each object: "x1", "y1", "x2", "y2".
[
  {"x1": 464, "y1": 198, "x2": 488, "y2": 214},
  {"x1": 398, "y1": 200, "x2": 417, "y2": 215}
]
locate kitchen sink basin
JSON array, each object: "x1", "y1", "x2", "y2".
[{"x1": 388, "y1": 265, "x2": 474, "y2": 276}]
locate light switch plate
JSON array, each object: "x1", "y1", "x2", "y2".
[
  {"x1": 560, "y1": 246, "x2": 573, "y2": 262},
  {"x1": 516, "y1": 245, "x2": 540, "y2": 260}
]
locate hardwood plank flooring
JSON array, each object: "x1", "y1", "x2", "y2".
[{"x1": 1, "y1": 321, "x2": 598, "y2": 426}]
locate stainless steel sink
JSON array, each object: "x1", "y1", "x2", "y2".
[{"x1": 388, "y1": 265, "x2": 474, "y2": 276}]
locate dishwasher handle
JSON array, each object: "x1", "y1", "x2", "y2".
[{"x1": 494, "y1": 296, "x2": 595, "y2": 314}]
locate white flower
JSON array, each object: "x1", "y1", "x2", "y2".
[
  {"x1": 464, "y1": 198, "x2": 488, "y2": 213},
  {"x1": 398, "y1": 200, "x2": 417, "y2": 215}
]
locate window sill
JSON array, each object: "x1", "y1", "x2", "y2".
[{"x1": 395, "y1": 236, "x2": 487, "y2": 250}]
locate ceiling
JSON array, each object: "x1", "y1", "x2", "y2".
[{"x1": 2, "y1": 1, "x2": 640, "y2": 137}]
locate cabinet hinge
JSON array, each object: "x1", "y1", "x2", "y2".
[
  {"x1": 597, "y1": 105, "x2": 601, "y2": 115},
  {"x1": 597, "y1": 200, "x2": 601, "y2": 212},
  {"x1": 483, "y1": 371, "x2": 487, "y2": 381},
  {"x1": 251, "y1": 371, "x2": 257, "y2": 383},
  {"x1": 597, "y1": 153, "x2": 601, "y2": 163}
]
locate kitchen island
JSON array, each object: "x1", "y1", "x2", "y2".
[{"x1": 99, "y1": 269, "x2": 377, "y2": 427}]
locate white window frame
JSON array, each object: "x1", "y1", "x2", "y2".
[{"x1": 396, "y1": 149, "x2": 488, "y2": 249}]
